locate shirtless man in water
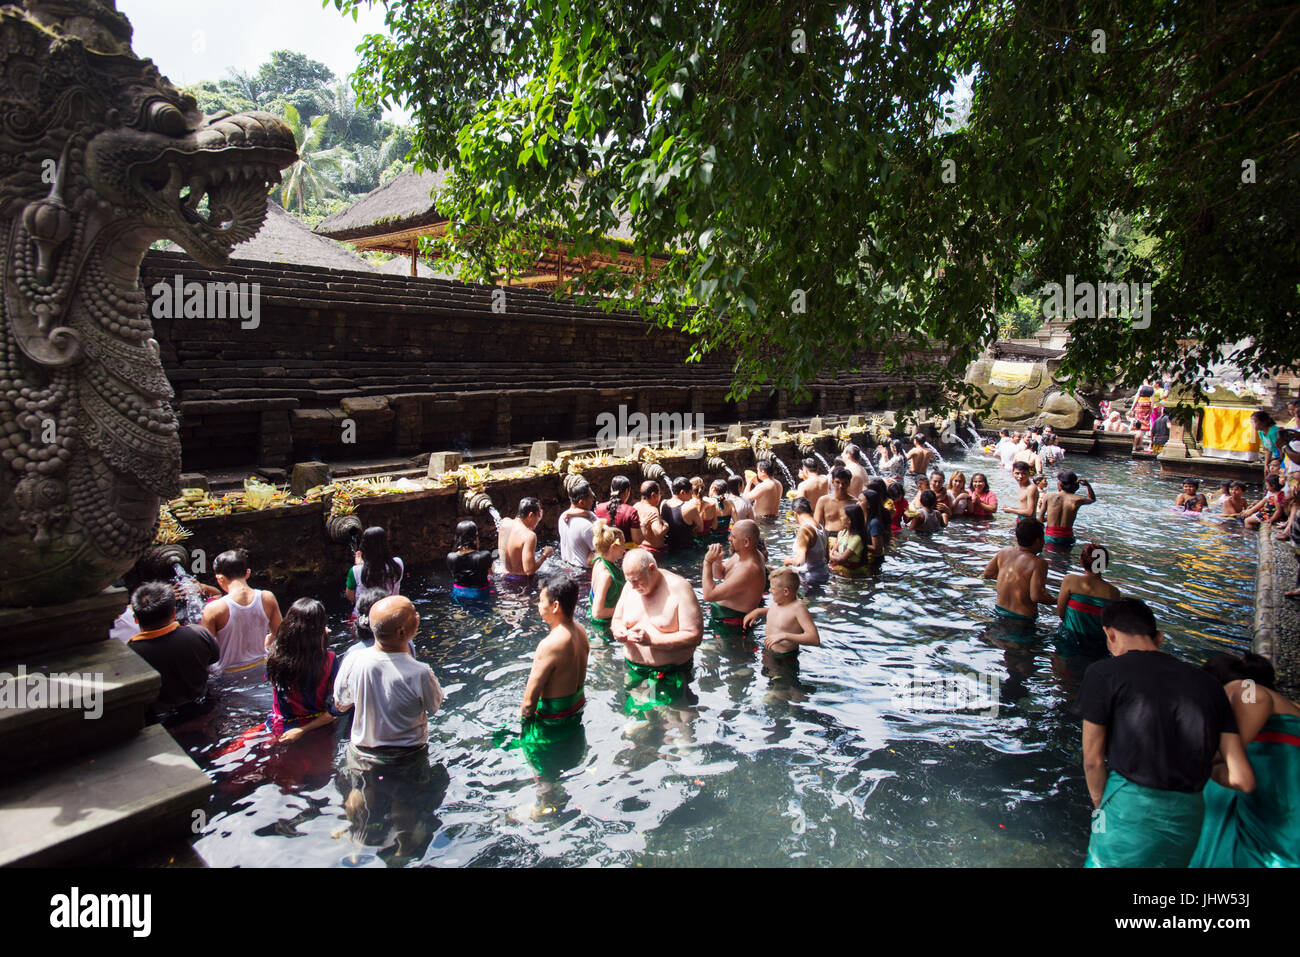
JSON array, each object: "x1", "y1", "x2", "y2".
[
  {"x1": 815, "y1": 467, "x2": 855, "y2": 534},
  {"x1": 633, "y1": 481, "x2": 670, "y2": 554},
  {"x1": 613, "y1": 549, "x2": 704, "y2": 700},
  {"x1": 744, "y1": 459, "x2": 783, "y2": 520},
  {"x1": 521, "y1": 575, "x2": 588, "y2": 718},
  {"x1": 841, "y1": 446, "x2": 869, "y2": 498},
  {"x1": 797, "y1": 458, "x2": 829, "y2": 510},
  {"x1": 982, "y1": 518, "x2": 1054, "y2": 626},
  {"x1": 1004, "y1": 461, "x2": 1040, "y2": 524},
  {"x1": 499, "y1": 497, "x2": 554, "y2": 577},
  {"x1": 906, "y1": 434, "x2": 933, "y2": 476},
  {"x1": 702, "y1": 519, "x2": 767, "y2": 631},
  {"x1": 1036, "y1": 470, "x2": 1096, "y2": 548}
]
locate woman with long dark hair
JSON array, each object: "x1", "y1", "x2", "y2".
[
  {"x1": 345, "y1": 526, "x2": 404, "y2": 614},
  {"x1": 447, "y1": 520, "x2": 495, "y2": 601},
  {"x1": 829, "y1": 503, "x2": 871, "y2": 578},
  {"x1": 861, "y1": 488, "x2": 890, "y2": 561},
  {"x1": 266, "y1": 598, "x2": 340, "y2": 742}
]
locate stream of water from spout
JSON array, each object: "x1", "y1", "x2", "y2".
[{"x1": 172, "y1": 562, "x2": 206, "y2": 624}]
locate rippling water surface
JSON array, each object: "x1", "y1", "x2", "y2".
[{"x1": 179, "y1": 454, "x2": 1258, "y2": 867}]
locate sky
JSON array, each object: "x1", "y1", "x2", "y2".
[{"x1": 117, "y1": 0, "x2": 409, "y2": 121}]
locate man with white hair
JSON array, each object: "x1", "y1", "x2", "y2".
[{"x1": 613, "y1": 549, "x2": 704, "y2": 707}]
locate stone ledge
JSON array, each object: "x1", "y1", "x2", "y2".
[
  {"x1": 179, "y1": 397, "x2": 300, "y2": 414},
  {"x1": 0, "y1": 723, "x2": 212, "y2": 867}
]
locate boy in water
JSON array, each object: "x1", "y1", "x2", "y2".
[
  {"x1": 742, "y1": 567, "x2": 820, "y2": 659},
  {"x1": 814, "y1": 467, "x2": 855, "y2": 534},
  {"x1": 910, "y1": 474, "x2": 931, "y2": 510},
  {"x1": 1175, "y1": 480, "x2": 1207, "y2": 512},
  {"x1": 982, "y1": 517, "x2": 1053, "y2": 626},
  {"x1": 1221, "y1": 482, "x2": 1249, "y2": 517},
  {"x1": 1037, "y1": 470, "x2": 1096, "y2": 549},
  {"x1": 1004, "y1": 461, "x2": 1040, "y2": 523},
  {"x1": 1076, "y1": 597, "x2": 1255, "y2": 867}
]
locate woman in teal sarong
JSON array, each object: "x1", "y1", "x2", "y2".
[
  {"x1": 587, "y1": 519, "x2": 627, "y2": 644},
  {"x1": 1055, "y1": 543, "x2": 1121, "y2": 658},
  {"x1": 1192, "y1": 653, "x2": 1300, "y2": 868}
]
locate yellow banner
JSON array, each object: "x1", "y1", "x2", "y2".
[
  {"x1": 1201, "y1": 406, "x2": 1260, "y2": 458},
  {"x1": 989, "y1": 360, "x2": 1034, "y2": 386}
]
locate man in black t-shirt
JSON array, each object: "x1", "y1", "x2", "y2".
[
  {"x1": 1075, "y1": 597, "x2": 1255, "y2": 867},
  {"x1": 126, "y1": 581, "x2": 219, "y2": 723}
]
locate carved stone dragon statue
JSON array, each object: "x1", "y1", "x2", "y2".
[{"x1": 0, "y1": 0, "x2": 296, "y2": 605}]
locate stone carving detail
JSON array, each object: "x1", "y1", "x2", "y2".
[{"x1": 0, "y1": 1, "x2": 295, "y2": 605}]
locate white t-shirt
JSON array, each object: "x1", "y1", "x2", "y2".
[
  {"x1": 998, "y1": 441, "x2": 1020, "y2": 471},
  {"x1": 559, "y1": 511, "x2": 595, "y2": 566},
  {"x1": 333, "y1": 645, "x2": 443, "y2": 749}
]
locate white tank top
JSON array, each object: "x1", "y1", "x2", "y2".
[{"x1": 215, "y1": 589, "x2": 270, "y2": 674}]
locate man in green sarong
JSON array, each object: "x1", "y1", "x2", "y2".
[
  {"x1": 495, "y1": 574, "x2": 589, "y2": 777},
  {"x1": 982, "y1": 518, "x2": 1053, "y2": 636},
  {"x1": 702, "y1": 519, "x2": 767, "y2": 635},
  {"x1": 1076, "y1": 598, "x2": 1256, "y2": 867},
  {"x1": 613, "y1": 549, "x2": 703, "y2": 712}
]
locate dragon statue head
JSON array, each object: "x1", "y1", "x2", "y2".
[{"x1": 0, "y1": 0, "x2": 296, "y2": 605}]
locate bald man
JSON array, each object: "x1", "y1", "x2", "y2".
[
  {"x1": 334, "y1": 595, "x2": 444, "y2": 856},
  {"x1": 702, "y1": 519, "x2": 767, "y2": 632},
  {"x1": 612, "y1": 549, "x2": 703, "y2": 706}
]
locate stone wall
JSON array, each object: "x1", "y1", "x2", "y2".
[
  {"x1": 133, "y1": 438, "x2": 825, "y2": 598},
  {"x1": 142, "y1": 252, "x2": 943, "y2": 470}
]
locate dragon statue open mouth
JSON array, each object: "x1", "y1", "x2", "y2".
[{"x1": 0, "y1": 0, "x2": 297, "y2": 606}]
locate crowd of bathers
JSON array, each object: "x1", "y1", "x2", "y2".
[{"x1": 107, "y1": 421, "x2": 1298, "y2": 866}]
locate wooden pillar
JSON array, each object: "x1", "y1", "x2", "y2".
[{"x1": 410, "y1": 238, "x2": 417, "y2": 277}]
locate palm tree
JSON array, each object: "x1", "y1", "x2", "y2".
[
  {"x1": 345, "y1": 131, "x2": 408, "y2": 195},
  {"x1": 275, "y1": 103, "x2": 352, "y2": 214},
  {"x1": 313, "y1": 81, "x2": 377, "y2": 147}
]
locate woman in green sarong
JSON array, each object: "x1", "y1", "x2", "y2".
[
  {"x1": 1055, "y1": 543, "x2": 1121, "y2": 658},
  {"x1": 587, "y1": 519, "x2": 627, "y2": 643},
  {"x1": 1192, "y1": 653, "x2": 1300, "y2": 868}
]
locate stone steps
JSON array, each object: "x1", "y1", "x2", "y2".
[
  {"x1": 0, "y1": 723, "x2": 212, "y2": 867},
  {"x1": 0, "y1": 638, "x2": 160, "y2": 776}
]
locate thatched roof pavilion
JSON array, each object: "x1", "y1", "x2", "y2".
[{"x1": 314, "y1": 168, "x2": 667, "y2": 288}]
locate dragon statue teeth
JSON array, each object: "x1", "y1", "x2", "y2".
[{"x1": 0, "y1": 0, "x2": 297, "y2": 605}]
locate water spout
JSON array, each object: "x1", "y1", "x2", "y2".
[
  {"x1": 707, "y1": 456, "x2": 736, "y2": 477},
  {"x1": 967, "y1": 425, "x2": 983, "y2": 446},
  {"x1": 924, "y1": 441, "x2": 946, "y2": 468},
  {"x1": 462, "y1": 490, "x2": 496, "y2": 517},
  {"x1": 171, "y1": 562, "x2": 205, "y2": 625},
  {"x1": 760, "y1": 454, "x2": 796, "y2": 489},
  {"x1": 814, "y1": 452, "x2": 832, "y2": 472},
  {"x1": 487, "y1": 506, "x2": 502, "y2": 529}
]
